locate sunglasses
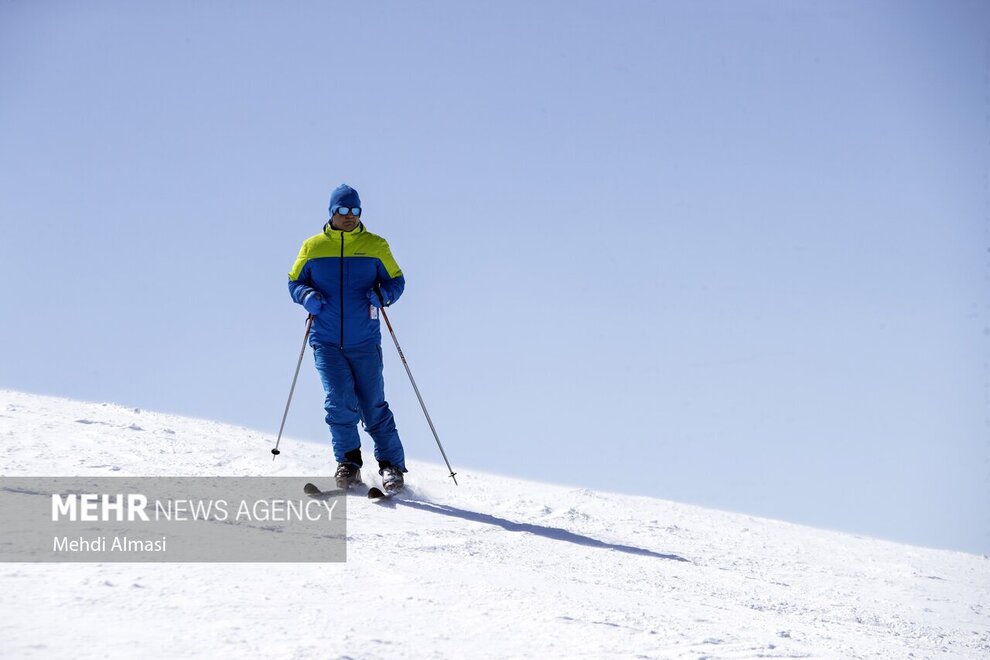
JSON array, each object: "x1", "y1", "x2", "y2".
[{"x1": 334, "y1": 206, "x2": 362, "y2": 217}]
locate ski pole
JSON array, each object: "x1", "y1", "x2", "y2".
[
  {"x1": 271, "y1": 314, "x2": 314, "y2": 460},
  {"x1": 378, "y1": 302, "x2": 458, "y2": 485}
]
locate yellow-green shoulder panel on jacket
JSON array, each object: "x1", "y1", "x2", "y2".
[
  {"x1": 358, "y1": 230, "x2": 403, "y2": 279},
  {"x1": 288, "y1": 227, "x2": 402, "y2": 281}
]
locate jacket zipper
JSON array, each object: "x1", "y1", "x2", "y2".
[{"x1": 339, "y1": 232, "x2": 345, "y2": 349}]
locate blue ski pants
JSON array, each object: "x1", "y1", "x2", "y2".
[{"x1": 311, "y1": 341, "x2": 406, "y2": 471}]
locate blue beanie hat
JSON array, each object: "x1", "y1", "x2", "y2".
[{"x1": 328, "y1": 184, "x2": 361, "y2": 217}]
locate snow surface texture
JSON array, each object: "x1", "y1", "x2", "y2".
[{"x1": 1, "y1": 390, "x2": 988, "y2": 659}]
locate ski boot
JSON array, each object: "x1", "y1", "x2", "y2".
[
  {"x1": 334, "y1": 463, "x2": 362, "y2": 490},
  {"x1": 380, "y1": 464, "x2": 404, "y2": 494}
]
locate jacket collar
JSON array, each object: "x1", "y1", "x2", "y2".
[{"x1": 322, "y1": 221, "x2": 366, "y2": 237}]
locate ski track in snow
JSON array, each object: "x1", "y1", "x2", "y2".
[{"x1": 0, "y1": 389, "x2": 988, "y2": 659}]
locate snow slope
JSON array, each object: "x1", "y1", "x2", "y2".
[{"x1": 1, "y1": 389, "x2": 988, "y2": 659}]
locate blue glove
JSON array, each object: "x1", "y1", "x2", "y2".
[
  {"x1": 367, "y1": 286, "x2": 390, "y2": 308},
  {"x1": 302, "y1": 291, "x2": 324, "y2": 315}
]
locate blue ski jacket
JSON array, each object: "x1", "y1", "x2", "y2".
[{"x1": 288, "y1": 222, "x2": 405, "y2": 348}]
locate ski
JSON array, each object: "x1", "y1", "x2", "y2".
[
  {"x1": 305, "y1": 481, "x2": 399, "y2": 500},
  {"x1": 303, "y1": 482, "x2": 336, "y2": 498},
  {"x1": 367, "y1": 485, "x2": 403, "y2": 501},
  {"x1": 367, "y1": 486, "x2": 390, "y2": 500}
]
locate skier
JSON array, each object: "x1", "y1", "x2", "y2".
[{"x1": 287, "y1": 184, "x2": 407, "y2": 492}]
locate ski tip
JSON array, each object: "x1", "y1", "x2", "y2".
[
  {"x1": 303, "y1": 482, "x2": 321, "y2": 495},
  {"x1": 367, "y1": 486, "x2": 387, "y2": 499}
]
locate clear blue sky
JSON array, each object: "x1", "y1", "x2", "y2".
[{"x1": 1, "y1": 1, "x2": 987, "y2": 554}]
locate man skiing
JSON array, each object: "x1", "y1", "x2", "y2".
[{"x1": 287, "y1": 183, "x2": 407, "y2": 492}]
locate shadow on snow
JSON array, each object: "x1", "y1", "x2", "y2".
[{"x1": 390, "y1": 498, "x2": 690, "y2": 562}]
